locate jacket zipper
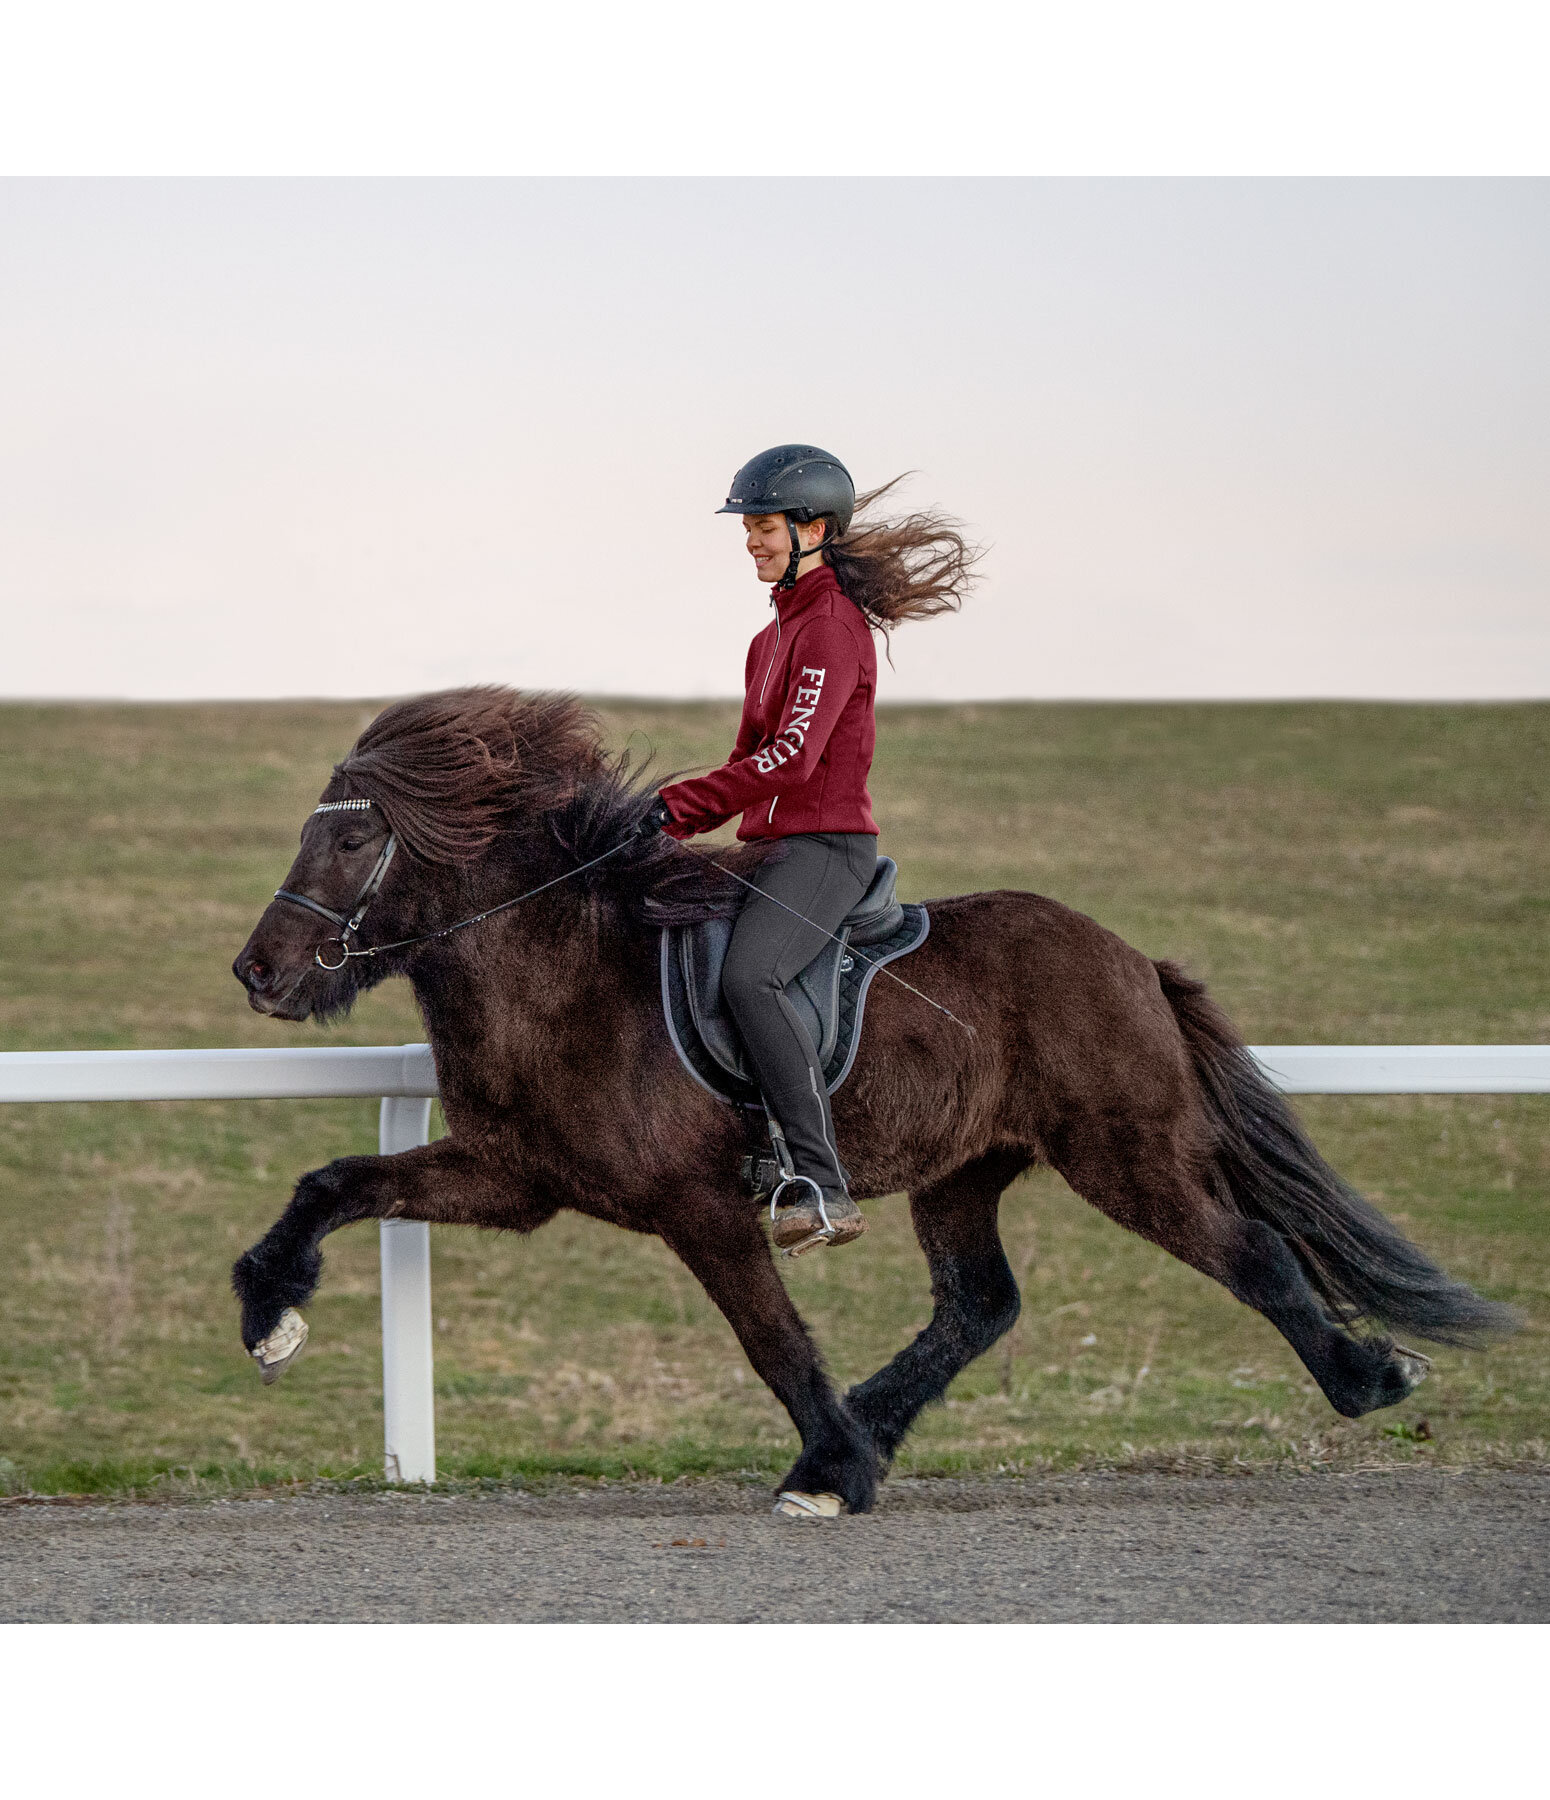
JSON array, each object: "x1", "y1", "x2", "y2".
[
  {"x1": 763, "y1": 604, "x2": 784, "y2": 828},
  {"x1": 757, "y1": 606, "x2": 782, "y2": 706}
]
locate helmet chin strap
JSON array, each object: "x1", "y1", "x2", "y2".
[{"x1": 776, "y1": 517, "x2": 821, "y2": 590}]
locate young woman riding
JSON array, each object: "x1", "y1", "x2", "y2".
[{"x1": 644, "y1": 445, "x2": 977, "y2": 1255}]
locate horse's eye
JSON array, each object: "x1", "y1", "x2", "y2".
[{"x1": 340, "y1": 837, "x2": 367, "y2": 854}]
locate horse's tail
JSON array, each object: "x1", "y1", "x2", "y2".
[{"x1": 1154, "y1": 959, "x2": 1520, "y2": 1348}]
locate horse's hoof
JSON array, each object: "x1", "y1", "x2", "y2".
[
  {"x1": 252, "y1": 1307, "x2": 309, "y2": 1385},
  {"x1": 773, "y1": 1490, "x2": 844, "y2": 1520},
  {"x1": 1392, "y1": 1344, "x2": 1433, "y2": 1395}
]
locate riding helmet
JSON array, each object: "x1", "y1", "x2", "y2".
[{"x1": 717, "y1": 445, "x2": 856, "y2": 538}]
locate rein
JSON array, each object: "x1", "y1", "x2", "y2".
[
  {"x1": 276, "y1": 798, "x2": 972, "y2": 1035},
  {"x1": 274, "y1": 799, "x2": 634, "y2": 970}
]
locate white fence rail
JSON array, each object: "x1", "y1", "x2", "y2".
[
  {"x1": 0, "y1": 1043, "x2": 439, "y2": 1103},
  {"x1": 2, "y1": 1041, "x2": 1547, "y2": 1486}
]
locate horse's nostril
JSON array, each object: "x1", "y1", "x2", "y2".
[{"x1": 248, "y1": 961, "x2": 271, "y2": 988}]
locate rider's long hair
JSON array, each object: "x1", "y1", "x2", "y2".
[{"x1": 818, "y1": 476, "x2": 983, "y2": 634}]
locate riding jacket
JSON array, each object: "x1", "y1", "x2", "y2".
[{"x1": 659, "y1": 564, "x2": 878, "y2": 842}]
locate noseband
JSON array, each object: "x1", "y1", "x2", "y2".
[{"x1": 274, "y1": 799, "x2": 399, "y2": 971}]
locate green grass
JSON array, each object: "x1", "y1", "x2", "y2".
[{"x1": 1, "y1": 699, "x2": 1547, "y2": 1497}]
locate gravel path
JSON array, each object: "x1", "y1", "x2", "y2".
[{"x1": 2, "y1": 1471, "x2": 1545, "y2": 1622}]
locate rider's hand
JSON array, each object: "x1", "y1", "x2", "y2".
[{"x1": 638, "y1": 795, "x2": 674, "y2": 838}]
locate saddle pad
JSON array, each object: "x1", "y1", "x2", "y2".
[{"x1": 660, "y1": 902, "x2": 930, "y2": 1106}]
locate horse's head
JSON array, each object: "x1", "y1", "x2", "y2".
[
  {"x1": 233, "y1": 789, "x2": 403, "y2": 1021},
  {"x1": 233, "y1": 686, "x2": 612, "y2": 1022}
]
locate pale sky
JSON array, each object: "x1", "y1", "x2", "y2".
[{"x1": 3, "y1": 179, "x2": 1546, "y2": 701}]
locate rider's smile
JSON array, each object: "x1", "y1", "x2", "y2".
[{"x1": 745, "y1": 511, "x2": 825, "y2": 586}]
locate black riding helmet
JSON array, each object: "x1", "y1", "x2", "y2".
[{"x1": 718, "y1": 445, "x2": 856, "y2": 589}]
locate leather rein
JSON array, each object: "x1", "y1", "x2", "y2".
[
  {"x1": 276, "y1": 798, "x2": 972, "y2": 1035},
  {"x1": 274, "y1": 798, "x2": 633, "y2": 972}
]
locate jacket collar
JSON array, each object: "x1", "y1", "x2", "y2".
[{"x1": 771, "y1": 562, "x2": 839, "y2": 622}]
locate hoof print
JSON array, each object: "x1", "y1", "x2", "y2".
[{"x1": 253, "y1": 1307, "x2": 309, "y2": 1385}]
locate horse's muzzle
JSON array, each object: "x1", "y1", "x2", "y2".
[{"x1": 233, "y1": 947, "x2": 311, "y2": 1019}]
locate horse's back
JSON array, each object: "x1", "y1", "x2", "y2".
[
  {"x1": 868, "y1": 885, "x2": 1192, "y2": 1111},
  {"x1": 909, "y1": 886, "x2": 1170, "y2": 1016}
]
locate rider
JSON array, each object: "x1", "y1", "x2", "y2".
[{"x1": 646, "y1": 446, "x2": 976, "y2": 1252}]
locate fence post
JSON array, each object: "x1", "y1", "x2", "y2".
[{"x1": 378, "y1": 1096, "x2": 436, "y2": 1484}]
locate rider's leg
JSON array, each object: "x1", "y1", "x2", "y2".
[{"x1": 721, "y1": 831, "x2": 876, "y2": 1250}]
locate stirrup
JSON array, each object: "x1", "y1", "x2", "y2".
[
  {"x1": 769, "y1": 1174, "x2": 831, "y2": 1230},
  {"x1": 769, "y1": 1177, "x2": 867, "y2": 1257},
  {"x1": 769, "y1": 1175, "x2": 838, "y2": 1256}
]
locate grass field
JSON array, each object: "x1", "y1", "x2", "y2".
[{"x1": 1, "y1": 698, "x2": 1546, "y2": 1496}]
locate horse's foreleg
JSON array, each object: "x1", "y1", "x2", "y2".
[
  {"x1": 846, "y1": 1151, "x2": 1025, "y2": 1464},
  {"x1": 233, "y1": 1139, "x2": 541, "y2": 1366},
  {"x1": 660, "y1": 1203, "x2": 880, "y2": 1515}
]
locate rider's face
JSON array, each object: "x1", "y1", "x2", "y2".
[{"x1": 743, "y1": 513, "x2": 825, "y2": 585}]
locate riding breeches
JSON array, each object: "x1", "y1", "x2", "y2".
[{"x1": 720, "y1": 831, "x2": 878, "y2": 1192}]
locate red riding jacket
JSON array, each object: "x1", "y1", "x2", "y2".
[{"x1": 659, "y1": 565, "x2": 878, "y2": 842}]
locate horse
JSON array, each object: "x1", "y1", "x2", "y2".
[{"x1": 231, "y1": 687, "x2": 1516, "y2": 1513}]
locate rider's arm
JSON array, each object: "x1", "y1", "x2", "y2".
[
  {"x1": 657, "y1": 616, "x2": 861, "y2": 834},
  {"x1": 653, "y1": 642, "x2": 763, "y2": 838}
]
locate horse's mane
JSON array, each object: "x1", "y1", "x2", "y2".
[{"x1": 335, "y1": 685, "x2": 761, "y2": 927}]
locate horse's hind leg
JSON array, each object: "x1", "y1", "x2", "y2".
[
  {"x1": 846, "y1": 1151, "x2": 1026, "y2": 1466},
  {"x1": 1053, "y1": 1125, "x2": 1429, "y2": 1419}
]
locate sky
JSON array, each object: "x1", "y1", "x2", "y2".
[{"x1": 2, "y1": 178, "x2": 1546, "y2": 701}]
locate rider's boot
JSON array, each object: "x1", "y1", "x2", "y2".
[{"x1": 769, "y1": 1176, "x2": 866, "y2": 1256}]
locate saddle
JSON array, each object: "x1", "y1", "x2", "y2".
[{"x1": 660, "y1": 856, "x2": 930, "y2": 1108}]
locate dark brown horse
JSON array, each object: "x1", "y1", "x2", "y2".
[{"x1": 232, "y1": 688, "x2": 1515, "y2": 1512}]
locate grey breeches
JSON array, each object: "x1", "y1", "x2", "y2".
[{"x1": 721, "y1": 831, "x2": 878, "y2": 1191}]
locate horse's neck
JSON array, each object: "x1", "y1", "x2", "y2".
[{"x1": 408, "y1": 904, "x2": 653, "y2": 1104}]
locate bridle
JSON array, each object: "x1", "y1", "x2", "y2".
[
  {"x1": 273, "y1": 797, "x2": 633, "y2": 972},
  {"x1": 273, "y1": 800, "x2": 401, "y2": 970}
]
